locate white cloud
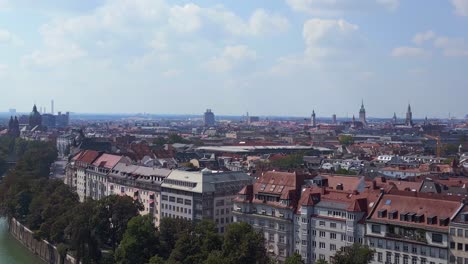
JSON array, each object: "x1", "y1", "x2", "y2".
[
  {"x1": 0, "y1": 64, "x2": 7, "y2": 75},
  {"x1": 0, "y1": 29, "x2": 22, "y2": 45},
  {"x1": 169, "y1": 4, "x2": 202, "y2": 33},
  {"x1": 247, "y1": 9, "x2": 290, "y2": 35},
  {"x1": 434, "y1": 36, "x2": 468, "y2": 56},
  {"x1": 206, "y1": 45, "x2": 257, "y2": 73},
  {"x1": 391, "y1": 46, "x2": 428, "y2": 57},
  {"x1": 412, "y1": 31, "x2": 435, "y2": 45},
  {"x1": 22, "y1": 44, "x2": 87, "y2": 67},
  {"x1": 303, "y1": 18, "x2": 358, "y2": 57},
  {"x1": 451, "y1": 0, "x2": 468, "y2": 16}
]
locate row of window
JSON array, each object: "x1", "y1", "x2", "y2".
[
  {"x1": 161, "y1": 195, "x2": 192, "y2": 205},
  {"x1": 162, "y1": 203, "x2": 192, "y2": 215},
  {"x1": 450, "y1": 242, "x2": 468, "y2": 252},
  {"x1": 450, "y1": 228, "x2": 468, "y2": 238},
  {"x1": 369, "y1": 239, "x2": 447, "y2": 259},
  {"x1": 375, "y1": 252, "x2": 437, "y2": 264}
]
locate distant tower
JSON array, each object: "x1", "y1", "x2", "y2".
[
  {"x1": 359, "y1": 100, "x2": 367, "y2": 125},
  {"x1": 311, "y1": 110, "x2": 316, "y2": 127},
  {"x1": 332, "y1": 114, "x2": 337, "y2": 124},
  {"x1": 203, "y1": 109, "x2": 215, "y2": 127},
  {"x1": 392, "y1": 112, "x2": 397, "y2": 124},
  {"x1": 51, "y1": 100, "x2": 54, "y2": 115},
  {"x1": 406, "y1": 104, "x2": 413, "y2": 127}
]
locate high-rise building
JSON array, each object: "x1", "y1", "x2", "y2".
[
  {"x1": 406, "y1": 104, "x2": 413, "y2": 127},
  {"x1": 332, "y1": 114, "x2": 337, "y2": 124},
  {"x1": 393, "y1": 112, "x2": 397, "y2": 124},
  {"x1": 359, "y1": 100, "x2": 367, "y2": 125},
  {"x1": 204, "y1": 109, "x2": 215, "y2": 127}
]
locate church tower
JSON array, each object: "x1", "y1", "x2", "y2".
[
  {"x1": 392, "y1": 112, "x2": 397, "y2": 124},
  {"x1": 311, "y1": 110, "x2": 316, "y2": 127},
  {"x1": 359, "y1": 100, "x2": 367, "y2": 125},
  {"x1": 405, "y1": 104, "x2": 413, "y2": 127}
]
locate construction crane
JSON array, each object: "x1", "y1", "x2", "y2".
[{"x1": 424, "y1": 134, "x2": 442, "y2": 158}]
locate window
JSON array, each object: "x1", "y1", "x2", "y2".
[
  {"x1": 184, "y1": 199, "x2": 192, "y2": 205},
  {"x1": 451, "y1": 242, "x2": 456, "y2": 249},
  {"x1": 412, "y1": 257, "x2": 417, "y2": 264},
  {"x1": 301, "y1": 240, "x2": 307, "y2": 246},
  {"x1": 269, "y1": 233, "x2": 274, "y2": 242},
  {"x1": 421, "y1": 258, "x2": 426, "y2": 264},
  {"x1": 403, "y1": 244, "x2": 408, "y2": 252},
  {"x1": 330, "y1": 222, "x2": 337, "y2": 228},
  {"x1": 459, "y1": 243, "x2": 464, "y2": 251},
  {"x1": 378, "y1": 239, "x2": 383, "y2": 248},
  {"x1": 386, "y1": 252, "x2": 392, "y2": 263},
  {"x1": 459, "y1": 229, "x2": 464, "y2": 237},
  {"x1": 320, "y1": 231, "x2": 326, "y2": 238},
  {"x1": 162, "y1": 195, "x2": 168, "y2": 201},
  {"x1": 330, "y1": 232, "x2": 337, "y2": 240},
  {"x1": 403, "y1": 255, "x2": 408, "y2": 264},
  {"x1": 279, "y1": 235, "x2": 285, "y2": 244},
  {"x1": 319, "y1": 242, "x2": 325, "y2": 249},
  {"x1": 319, "y1": 221, "x2": 325, "y2": 226},
  {"x1": 177, "y1": 198, "x2": 183, "y2": 204},
  {"x1": 330, "y1": 244, "x2": 336, "y2": 251},
  {"x1": 377, "y1": 252, "x2": 383, "y2": 262},
  {"x1": 372, "y1": 224, "x2": 381, "y2": 234},
  {"x1": 269, "y1": 222, "x2": 275, "y2": 229},
  {"x1": 420, "y1": 246, "x2": 426, "y2": 256},
  {"x1": 279, "y1": 224, "x2": 285, "y2": 231},
  {"x1": 169, "y1": 196, "x2": 175, "y2": 202},
  {"x1": 432, "y1": 233, "x2": 443, "y2": 243},
  {"x1": 465, "y1": 244, "x2": 468, "y2": 252},
  {"x1": 395, "y1": 254, "x2": 400, "y2": 264},
  {"x1": 411, "y1": 246, "x2": 417, "y2": 253}
]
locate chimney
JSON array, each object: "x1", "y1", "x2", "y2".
[
  {"x1": 381, "y1": 177, "x2": 386, "y2": 183},
  {"x1": 372, "y1": 180, "x2": 377, "y2": 190}
]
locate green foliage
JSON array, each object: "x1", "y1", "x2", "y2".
[
  {"x1": 284, "y1": 253, "x2": 305, "y2": 264},
  {"x1": 339, "y1": 135, "x2": 354, "y2": 146},
  {"x1": 315, "y1": 260, "x2": 329, "y2": 264},
  {"x1": 148, "y1": 255, "x2": 166, "y2": 264},
  {"x1": 115, "y1": 215, "x2": 159, "y2": 264},
  {"x1": 334, "y1": 168, "x2": 357, "y2": 175},
  {"x1": 270, "y1": 153, "x2": 304, "y2": 169},
  {"x1": 331, "y1": 243, "x2": 375, "y2": 264},
  {"x1": 93, "y1": 195, "x2": 143, "y2": 250},
  {"x1": 221, "y1": 222, "x2": 270, "y2": 264}
]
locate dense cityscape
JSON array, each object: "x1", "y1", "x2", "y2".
[
  {"x1": 0, "y1": 100, "x2": 466, "y2": 264},
  {"x1": 0, "y1": 1, "x2": 467, "y2": 264}
]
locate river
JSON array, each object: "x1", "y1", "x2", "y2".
[{"x1": 0, "y1": 218, "x2": 44, "y2": 264}]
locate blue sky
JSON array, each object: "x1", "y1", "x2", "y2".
[{"x1": 0, "y1": 0, "x2": 467, "y2": 118}]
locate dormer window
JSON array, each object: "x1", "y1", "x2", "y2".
[
  {"x1": 427, "y1": 216, "x2": 437, "y2": 225},
  {"x1": 378, "y1": 209, "x2": 387, "y2": 218},
  {"x1": 414, "y1": 214, "x2": 424, "y2": 223},
  {"x1": 439, "y1": 217, "x2": 449, "y2": 226},
  {"x1": 388, "y1": 210, "x2": 398, "y2": 219}
]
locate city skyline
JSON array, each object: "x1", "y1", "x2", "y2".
[{"x1": 0, "y1": 1, "x2": 467, "y2": 117}]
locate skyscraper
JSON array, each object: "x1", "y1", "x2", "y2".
[
  {"x1": 204, "y1": 109, "x2": 215, "y2": 127},
  {"x1": 332, "y1": 114, "x2": 337, "y2": 124}
]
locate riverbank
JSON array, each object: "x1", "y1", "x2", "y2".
[
  {"x1": 0, "y1": 217, "x2": 44, "y2": 264},
  {"x1": 8, "y1": 217, "x2": 78, "y2": 264}
]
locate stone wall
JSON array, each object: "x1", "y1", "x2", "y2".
[{"x1": 8, "y1": 217, "x2": 78, "y2": 264}]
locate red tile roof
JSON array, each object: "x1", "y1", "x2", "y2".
[
  {"x1": 72, "y1": 150, "x2": 101, "y2": 165},
  {"x1": 369, "y1": 192, "x2": 462, "y2": 231},
  {"x1": 92, "y1": 153, "x2": 124, "y2": 169}
]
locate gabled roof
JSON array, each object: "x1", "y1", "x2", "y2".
[
  {"x1": 92, "y1": 153, "x2": 125, "y2": 169},
  {"x1": 72, "y1": 150, "x2": 101, "y2": 164}
]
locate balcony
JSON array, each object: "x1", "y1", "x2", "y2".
[{"x1": 386, "y1": 231, "x2": 427, "y2": 244}]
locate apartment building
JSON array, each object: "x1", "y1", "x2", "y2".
[
  {"x1": 449, "y1": 205, "x2": 468, "y2": 264},
  {"x1": 71, "y1": 150, "x2": 102, "y2": 202},
  {"x1": 294, "y1": 179, "x2": 381, "y2": 264},
  {"x1": 108, "y1": 163, "x2": 171, "y2": 227},
  {"x1": 366, "y1": 192, "x2": 462, "y2": 264},
  {"x1": 233, "y1": 171, "x2": 307, "y2": 262},
  {"x1": 160, "y1": 169, "x2": 253, "y2": 233},
  {"x1": 85, "y1": 153, "x2": 131, "y2": 201}
]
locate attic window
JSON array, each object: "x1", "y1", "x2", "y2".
[
  {"x1": 407, "y1": 213, "x2": 416, "y2": 222},
  {"x1": 388, "y1": 210, "x2": 398, "y2": 219},
  {"x1": 439, "y1": 217, "x2": 449, "y2": 226},
  {"x1": 385, "y1": 199, "x2": 392, "y2": 205},
  {"x1": 427, "y1": 216, "x2": 437, "y2": 225},
  {"x1": 378, "y1": 209, "x2": 387, "y2": 218},
  {"x1": 270, "y1": 185, "x2": 276, "y2": 192},
  {"x1": 414, "y1": 214, "x2": 424, "y2": 223},
  {"x1": 400, "y1": 212, "x2": 407, "y2": 221},
  {"x1": 260, "y1": 184, "x2": 266, "y2": 191}
]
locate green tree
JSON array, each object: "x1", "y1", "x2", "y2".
[
  {"x1": 159, "y1": 218, "x2": 193, "y2": 259},
  {"x1": 93, "y1": 195, "x2": 143, "y2": 250},
  {"x1": 270, "y1": 153, "x2": 305, "y2": 169},
  {"x1": 115, "y1": 215, "x2": 159, "y2": 264},
  {"x1": 339, "y1": 135, "x2": 354, "y2": 146},
  {"x1": 221, "y1": 222, "x2": 270, "y2": 264},
  {"x1": 315, "y1": 260, "x2": 329, "y2": 264},
  {"x1": 284, "y1": 253, "x2": 305, "y2": 264},
  {"x1": 331, "y1": 243, "x2": 375, "y2": 264}
]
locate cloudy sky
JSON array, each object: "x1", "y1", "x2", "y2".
[{"x1": 0, "y1": 0, "x2": 467, "y2": 118}]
